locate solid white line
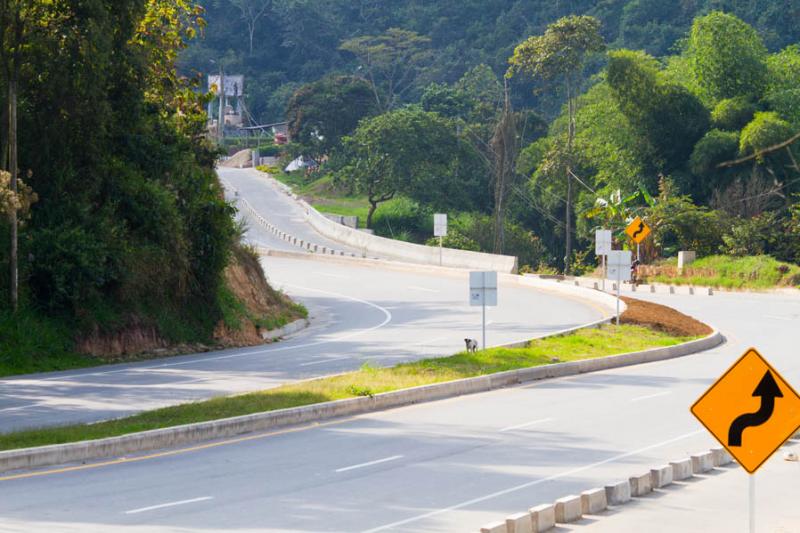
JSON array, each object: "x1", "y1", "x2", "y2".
[
  {"x1": 335, "y1": 455, "x2": 403, "y2": 473},
  {"x1": 407, "y1": 285, "x2": 439, "y2": 293},
  {"x1": 764, "y1": 314, "x2": 795, "y2": 321},
  {"x1": 315, "y1": 272, "x2": 349, "y2": 279},
  {"x1": 499, "y1": 417, "x2": 554, "y2": 432},
  {"x1": 124, "y1": 496, "x2": 213, "y2": 515},
  {"x1": 17, "y1": 284, "x2": 393, "y2": 381},
  {"x1": 299, "y1": 357, "x2": 352, "y2": 367},
  {"x1": 631, "y1": 391, "x2": 672, "y2": 402},
  {"x1": 360, "y1": 430, "x2": 704, "y2": 533}
]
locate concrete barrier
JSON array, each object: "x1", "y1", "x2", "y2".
[
  {"x1": 505, "y1": 512, "x2": 532, "y2": 533},
  {"x1": 691, "y1": 452, "x2": 714, "y2": 473},
  {"x1": 605, "y1": 480, "x2": 632, "y2": 505},
  {"x1": 670, "y1": 458, "x2": 693, "y2": 480},
  {"x1": 711, "y1": 447, "x2": 733, "y2": 467},
  {"x1": 581, "y1": 488, "x2": 607, "y2": 514},
  {"x1": 480, "y1": 522, "x2": 507, "y2": 533},
  {"x1": 529, "y1": 504, "x2": 555, "y2": 532},
  {"x1": 554, "y1": 495, "x2": 582, "y2": 523},
  {"x1": 260, "y1": 318, "x2": 309, "y2": 341},
  {"x1": 650, "y1": 465, "x2": 673, "y2": 488},
  {"x1": 629, "y1": 472, "x2": 653, "y2": 496}
]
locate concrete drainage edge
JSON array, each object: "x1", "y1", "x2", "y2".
[
  {"x1": 477, "y1": 442, "x2": 760, "y2": 533},
  {"x1": 260, "y1": 318, "x2": 309, "y2": 341},
  {"x1": 0, "y1": 329, "x2": 721, "y2": 475}
]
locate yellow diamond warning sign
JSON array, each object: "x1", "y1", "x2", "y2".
[
  {"x1": 625, "y1": 216, "x2": 651, "y2": 244},
  {"x1": 691, "y1": 348, "x2": 800, "y2": 474}
]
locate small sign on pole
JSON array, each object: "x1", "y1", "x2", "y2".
[
  {"x1": 606, "y1": 250, "x2": 631, "y2": 325},
  {"x1": 434, "y1": 214, "x2": 447, "y2": 266},
  {"x1": 595, "y1": 229, "x2": 612, "y2": 291},
  {"x1": 470, "y1": 271, "x2": 497, "y2": 350}
]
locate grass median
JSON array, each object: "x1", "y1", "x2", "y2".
[{"x1": 0, "y1": 323, "x2": 698, "y2": 451}]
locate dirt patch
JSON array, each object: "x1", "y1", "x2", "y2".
[
  {"x1": 219, "y1": 149, "x2": 253, "y2": 168},
  {"x1": 620, "y1": 297, "x2": 712, "y2": 337}
]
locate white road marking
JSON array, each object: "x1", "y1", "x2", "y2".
[
  {"x1": 499, "y1": 417, "x2": 554, "y2": 432},
  {"x1": 0, "y1": 404, "x2": 36, "y2": 413},
  {"x1": 407, "y1": 285, "x2": 439, "y2": 293},
  {"x1": 335, "y1": 455, "x2": 403, "y2": 473},
  {"x1": 124, "y1": 496, "x2": 213, "y2": 515},
  {"x1": 631, "y1": 391, "x2": 672, "y2": 402},
  {"x1": 12, "y1": 284, "x2": 392, "y2": 382},
  {"x1": 315, "y1": 272, "x2": 349, "y2": 279},
  {"x1": 764, "y1": 314, "x2": 796, "y2": 321},
  {"x1": 360, "y1": 430, "x2": 704, "y2": 533},
  {"x1": 299, "y1": 357, "x2": 352, "y2": 367}
]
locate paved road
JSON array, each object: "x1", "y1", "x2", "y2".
[
  {"x1": 0, "y1": 169, "x2": 603, "y2": 433},
  {"x1": 5, "y1": 168, "x2": 797, "y2": 531},
  {"x1": 3, "y1": 289, "x2": 799, "y2": 531}
]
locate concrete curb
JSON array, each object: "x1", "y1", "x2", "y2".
[
  {"x1": 478, "y1": 442, "x2": 747, "y2": 533},
  {"x1": 0, "y1": 327, "x2": 721, "y2": 475},
  {"x1": 259, "y1": 318, "x2": 309, "y2": 341}
]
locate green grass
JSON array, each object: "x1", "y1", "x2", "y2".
[
  {"x1": 647, "y1": 255, "x2": 800, "y2": 289},
  {"x1": 0, "y1": 309, "x2": 100, "y2": 377},
  {"x1": 0, "y1": 324, "x2": 696, "y2": 451}
]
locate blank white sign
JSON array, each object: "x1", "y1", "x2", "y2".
[
  {"x1": 595, "y1": 229, "x2": 612, "y2": 256},
  {"x1": 469, "y1": 271, "x2": 498, "y2": 306},
  {"x1": 434, "y1": 213, "x2": 448, "y2": 237}
]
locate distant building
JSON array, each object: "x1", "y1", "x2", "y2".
[{"x1": 208, "y1": 74, "x2": 246, "y2": 134}]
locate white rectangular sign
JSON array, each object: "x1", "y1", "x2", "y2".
[
  {"x1": 606, "y1": 250, "x2": 632, "y2": 281},
  {"x1": 595, "y1": 229, "x2": 612, "y2": 256},
  {"x1": 434, "y1": 213, "x2": 448, "y2": 237},
  {"x1": 469, "y1": 271, "x2": 497, "y2": 307}
]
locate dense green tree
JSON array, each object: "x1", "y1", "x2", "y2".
[
  {"x1": 711, "y1": 97, "x2": 756, "y2": 131},
  {"x1": 687, "y1": 11, "x2": 768, "y2": 103},
  {"x1": 286, "y1": 76, "x2": 378, "y2": 158},
  {"x1": 337, "y1": 108, "x2": 476, "y2": 227},
  {"x1": 508, "y1": 15, "x2": 605, "y2": 273}
]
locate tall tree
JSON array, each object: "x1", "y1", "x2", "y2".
[
  {"x1": 687, "y1": 11, "x2": 768, "y2": 103},
  {"x1": 508, "y1": 15, "x2": 605, "y2": 273},
  {"x1": 339, "y1": 28, "x2": 431, "y2": 112},
  {"x1": 489, "y1": 82, "x2": 518, "y2": 254},
  {"x1": 228, "y1": 0, "x2": 270, "y2": 56}
]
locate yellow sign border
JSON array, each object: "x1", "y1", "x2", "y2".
[{"x1": 690, "y1": 347, "x2": 800, "y2": 474}]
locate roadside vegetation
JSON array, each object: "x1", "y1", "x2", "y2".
[
  {"x1": 0, "y1": 320, "x2": 699, "y2": 451},
  {"x1": 643, "y1": 255, "x2": 800, "y2": 290}
]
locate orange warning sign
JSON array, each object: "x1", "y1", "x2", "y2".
[
  {"x1": 691, "y1": 348, "x2": 800, "y2": 474},
  {"x1": 625, "y1": 216, "x2": 651, "y2": 244}
]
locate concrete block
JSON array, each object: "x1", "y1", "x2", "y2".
[
  {"x1": 650, "y1": 465, "x2": 673, "y2": 488},
  {"x1": 689, "y1": 287, "x2": 695, "y2": 295},
  {"x1": 670, "y1": 458, "x2": 693, "y2": 480},
  {"x1": 505, "y1": 512, "x2": 532, "y2": 533},
  {"x1": 650, "y1": 284, "x2": 656, "y2": 293},
  {"x1": 669, "y1": 285, "x2": 675, "y2": 294},
  {"x1": 581, "y1": 488, "x2": 607, "y2": 514},
  {"x1": 708, "y1": 287, "x2": 714, "y2": 296},
  {"x1": 593, "y1": 282, "x2": 599, "y2": 290},
  {"x1": 529, "y1": 504, "x2": 555, "y2": 532},
  {"x1": 480, "y1": 521, "x2": 507, "y2": 533},
  {"x1": 605, "y1": 480, "x2": 631, "y2": 505},
  {"x1": 692, "y1": 452, "x2": 714, "y2": 473},
  {"x1": 711, "y1": 447, "x2": 733, "y2": 466},
  {"x1": 629, "y1": 472, "x2": 653, "y2": 496},
  {"x1": 631, "y1": 284, "x2": 637, "y2": 292},
  {"x1": 554, "y1": 495, "x2": 582, "y2": 523},
  {"x1": 678, "y1": 250, "x2": 696, "y2": 270},
  {"x1": 321, "y1": 247, "x2": 327, "y2": 254}
]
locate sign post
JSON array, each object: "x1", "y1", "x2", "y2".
[
  {"x1": 434, "y1": 214, "x2": 447, "y2": 266},
  {"x1": 469, "y1": 271, "x2": 497, "y2": 350},
  {"x1": 606, "y1": 250, "x2": 631, "y2": 325},
  {"x1": 691, "y1": 348, "x2": 800, "y2": 533},
  {"x1": 595, "y1": 229, "x2": 612, "y2": 291}
]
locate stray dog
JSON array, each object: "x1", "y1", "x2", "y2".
[{"x1": 464, "y1": 338, "x2": 479, "y2": 353}]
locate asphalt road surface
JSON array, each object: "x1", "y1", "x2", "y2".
[
  {"x1": 0, "y1": 168, "x2": 603, "y2": 433},
  {"x1": 4, "y1": 169, "x2": 798, "y2": 532}
]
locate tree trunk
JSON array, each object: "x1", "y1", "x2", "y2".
[
  {"x1": 367, "y1": 199, "x2": 378, "y2": 229},
  {"x1": 8, "y1": 76, "x2": 17, "y2": 311},
  {"x1": 563, "y1": 78, "x2": 575, "y2": 275}
]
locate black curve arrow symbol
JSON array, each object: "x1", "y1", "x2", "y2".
[
  {"x1": 632, "y1": 221, "x2": 645, "y2": 240},
  {"x1": 728, "y1": 370, "x2": 783, "y2": 447}
]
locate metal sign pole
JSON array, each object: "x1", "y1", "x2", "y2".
[
  {"x1": 439, "y1": 236, "x2": 443, "y2": 266},
  {"x1": 749, "y1": 475, "x2": 755, "y2": 533},
  {"x1": 481, "y1": 272, "x2": 487, "y2": 350},
  {"x1": 616, "y1": 263, "x2": 621, "y2": 326},
  {"x1": 637, "y1": 242, "x2": 641, "y2": 262},
  {"x1": 602, "y1": 254, "x2": 606, "y2": 291}
]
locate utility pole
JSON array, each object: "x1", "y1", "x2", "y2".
[{"x1": 217, "y1": 66, "x2": 225, "y2": 143}]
